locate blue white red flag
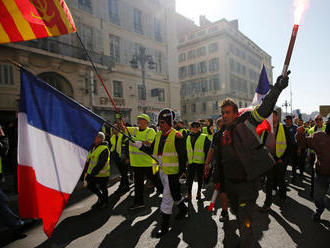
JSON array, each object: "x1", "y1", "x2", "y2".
[
  {"x1": 252, "y1": 65, "x2": 273, "y2": 134},
  {"x1": 17, "y1": 68, "x2": 104, "y2": 237}
]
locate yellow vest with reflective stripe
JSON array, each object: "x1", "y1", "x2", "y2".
[
  {"x1": 153, "y1": 129, "x2": 179, "y2": 175},
  {"x1": 87, "y1": 145, "x2": 110, "y2": 177},
  {"x1": 128, "y1": 127, "x2": 155, "y2": 167},
  {"x1": 276, "y1": 123, "x2": 287, "y2": 158},
  {"x1": 186, "y1": 134, "x2": 207, "y2": 164},
  {"x1": 110, "y1": 134, "x2": 123, "y2": 158},
  {"x1": 202, "y1": 127, "x2": 213, "y2": 141}
]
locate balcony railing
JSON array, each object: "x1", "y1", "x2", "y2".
[{"x1": 19, "y1": 39, "x2": 115, "y2": 68}]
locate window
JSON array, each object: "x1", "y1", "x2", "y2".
[
  {"x1": 202, "y1": 102, "x2": 207, "y2": 112},
  {"x1": 134, "y1": 8, "x2": 143, "y2": 34},
  {"x1": 209, "y1": 58, "x2": 219, "y2": 72},
  {"x1": 178, "y1": 53, "x2": 186, "y2": 62},
  {"x1": 201, "y1": 78, "x2": 207, "y2": 92},
  {"x1": 78, "y1": 0, "x2": 92, "y2": 13},
  {"x1": 81, "y1": 24, "x2": 93, "y2": 50},
  {"x1": 155, "y1": 50, "x2": 162, "y2": 73},
  {"x1": 197, "y1": 47, "x2": 206, "y2": 57},
  {"x1": 191, "y1": 104, "x2": 196, "y2": 113},
  {"x1": 198, "y1": 61, "x2": 207, "y2": 74},
  {"x1": 179, "y1": 66, "x2": 187, "y2": 79},
  {"x1": 187, "y1": 50, "x2": 195, "y2": 60},
  {"x1": 158, "y1": 88, "x2": 165, "y2": 102},
  {"x1": 208, "y1": 42, "x2": 218, "y2": 53},
  {"x1": 154, "y1": 18, "x2": 162, "y2": 42},
  {"x1": 188, "y1": 64, "x2": 196, "y2": 76},
  {"x1": 182, "y1": 105, "x2": 186, "y2": 114},
  {"x1": 230, "y1": 58, "x2": 235, "y2": 71},
  {"x1": 0, "y1": 64, "x2": 14, "y2": 85},
  {"x1": 113, "y1": 80, "x2": 123, "y2": 97},
  {"x1": 138, "y1": 85, "x2": 146, "y2": 100},
  {"x1": 108, "y1": 0, "x2": 119, "y2": 24},
  {"x1": 213, "y1": 101, "x2": 218, "y2": 110},
  {"x1": 109, "y1": 35, "x2": 120, "y2": 63},
  {"x1": 211, "y1": 75, "x2": 220, "y2": 90},
  {"x1": 239, "y1": 101, "x2": 242, "y2": 108}
]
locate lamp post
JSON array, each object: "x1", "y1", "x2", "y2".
[
  {"x1": 130, "y1": 47, "x2": 155, "y2": 113},
  {"x1": 282, "y1": 100, "x2": 291, "y2": 117}
]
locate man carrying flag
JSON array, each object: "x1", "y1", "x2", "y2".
[
  {"x1": 213, "y1": 71, "x2": 290, "y2": 247},
  {"x1": 18, "y1": 68, "x2": 105, "y2": 237}
]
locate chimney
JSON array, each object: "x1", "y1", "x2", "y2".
[
  {"x1": 229, "y1": 19, "x2": 239, "y2": 30},
  {"x1": 199, "y1": 15, "x2": 211, "y2": 27}
]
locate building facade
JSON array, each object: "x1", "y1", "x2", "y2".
[
  {"x1": 177, "y1": 16, "x2": 273, "y2": 124},
  {"x1": 0, "y1": 0, "x2": 180, "y2": 126}
]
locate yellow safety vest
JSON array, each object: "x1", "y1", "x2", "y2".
[
  {"x1": 87, "y1": 144, "x2": 110, "y2": 177},
  {"x1": 110, "y1": 133, "x2": 123, "y2": 158},
  {"x1": 128, "y1": 127, "x2": 155, "y2": 167},
  {"x1": 153, "y1": 129, "x2": 179, "y2": 175},
  {"x1": 202, "y1": 126, "x2": 213, "y2": 141},
  {"x1": 186, "y1": 134, "x2": 207, "y2": 164},
  {"x1": 275, "y1": 123, "x2": 287, "y2": 158}
]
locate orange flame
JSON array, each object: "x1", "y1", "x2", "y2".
[{"x1": 294, "y1": 0, "x2": 310, "y2": 24}]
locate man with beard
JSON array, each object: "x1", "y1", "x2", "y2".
[{"x1": 213, "y1": 74, "x2": 289, "y2": 247}]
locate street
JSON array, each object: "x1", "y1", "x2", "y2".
[{"x1": 2, "y1": 169, "x2": 330, "y2": 248}]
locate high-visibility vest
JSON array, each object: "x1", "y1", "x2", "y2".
[
  {"x1": 202, "y1": 126, "x2": 213, "y2": 141},
  {"x1": 153, "y1": 129, "x2": 179, "y2": 175},
  {"x1": 110, "y1": 133, "x2": 123, "y2": 158},
  {"x1": 87, "y1": 144, "x2": 110, "y2": 177},
  {"x1": 275, "y1": 123, "x2": 287, "y2": 158},
  {"x1": 309, "y1": 125, "x2": 326, "y2": 135},
  {"x1": 186, "y1": 133, "x2": 207, "y2": 164},
  {"x1": 260, "y1": 123, "x2": 287, "y2": 158},
  {"x1": 128, "y1": 127, "x2": 155, "y2": 167}
]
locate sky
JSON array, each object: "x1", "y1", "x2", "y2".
[{"x1": 176, "y1": 0, "x2": 330, "y2": 114}]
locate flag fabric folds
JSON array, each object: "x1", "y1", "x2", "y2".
[
  {"x1": 0, "y1": 0, "x2": 76, "y2": 44},
  {"x1": 18, "y1": 68, "x2": 104, "y2": 237},
  {"x1": 252, "y1": 65, "x2": 273, "y2": 135}
]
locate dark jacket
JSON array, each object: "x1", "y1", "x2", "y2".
[
  {"x1": 296, "y1": 131, "x2": 330, "y2": 175},
  {"x1": 0, "y1": 136, "x2": 9, "y2": 157},
  {"x1": 214, "y1": 85, "x2": 283, "y2": 182}
]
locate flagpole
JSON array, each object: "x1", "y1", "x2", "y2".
[
  {"x1": 7, "y1": 57, "x2": 159, "y2": 164},
  {"x1": 104, "y1": 120, "x2": 159, "y2": 164},
  {"x1": 75, "y1": 32, "x2": 132, "y2": 138}
]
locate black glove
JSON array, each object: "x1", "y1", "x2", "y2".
[
  {"x1": 275, "y1": 71, "x2": 290, "y2": 90},
  {"x1": 85, "y1": 174, "x2": 92, "y2": 182}
]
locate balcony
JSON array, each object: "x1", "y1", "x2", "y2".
[{"x1": 19, "y1": 39, "x2": 115, "y2": 67}]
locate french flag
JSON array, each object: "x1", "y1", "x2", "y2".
[
  {"x1": 252, "y1": 65, "x2": 273, "y2": 135},
  {"x1": 18, "y1": 68, "x2": 104, "y2": 237}
]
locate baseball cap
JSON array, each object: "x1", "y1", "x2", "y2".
[{"x1": 136, "y1": 114, "x2": 150, "y2": 122}]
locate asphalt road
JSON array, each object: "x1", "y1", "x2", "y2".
[{"x1": 2, "y1": 170, "x2": 330, "y2": 248}]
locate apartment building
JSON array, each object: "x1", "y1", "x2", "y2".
[
  {"x1": 0, "y1": 0, "x2": 180, "y2": 125},
  {"x1": 177, "y1": 16, "x2": 273, "y2": 123}
]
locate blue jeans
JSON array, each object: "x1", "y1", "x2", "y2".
[
  {"x1": 314, "y1": 173, "x2": 330, "y2": 216},
  {"x1": 0, "y1": 188, "x2": 21, "y2": 228}
]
